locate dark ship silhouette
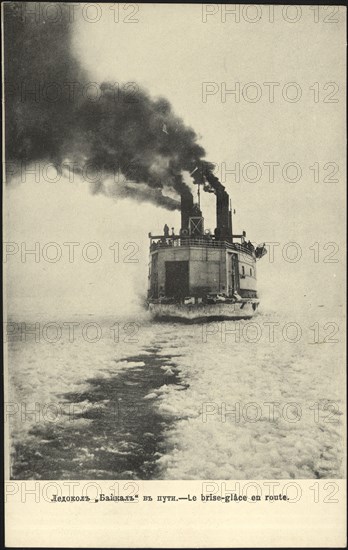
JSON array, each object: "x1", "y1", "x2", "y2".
[{"x1": 147, "y1": 172, "x2": 266, "y2": 321}]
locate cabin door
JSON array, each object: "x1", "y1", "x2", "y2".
[
  {"x1": 231, "y1": 254, "x2": 240, "y2": 293},
  {"x1": 165, "y1": 261, "x2": 189, "y2": 299}
]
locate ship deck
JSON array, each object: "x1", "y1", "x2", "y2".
[{"x1": 149, "y1": 237, "x2": 255, "y2": 256}]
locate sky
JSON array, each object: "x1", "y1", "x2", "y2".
[{"x1": 5, "y1": 4, "x2": 346, "y2": 316}]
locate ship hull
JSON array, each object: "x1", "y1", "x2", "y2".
[{"x1": 148, "y1": 300, "x2": 259, "y2": 322}]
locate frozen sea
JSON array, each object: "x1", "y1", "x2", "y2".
[{"x1": 7, "y1": 303, "x2": 345, "y2": 480}]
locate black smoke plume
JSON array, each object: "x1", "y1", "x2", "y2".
[{"x1": 4, "y1": 2, "x2": 218, "y2": 210}]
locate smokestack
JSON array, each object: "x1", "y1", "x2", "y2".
[
  {"x1": 181, "y1": 188, "x2": 194, "y2": 232},
  {"x1": 201, "y1": 169, "x2": 233, "y2": 243},
  {"x1": 229, "y1": 199, "x2": 233, "y2": 243},
  {"x1": 216, "y1": 189, "x2": 232, "y2": 242}
]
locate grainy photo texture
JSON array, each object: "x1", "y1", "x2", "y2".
[{"x1": 3, "y1": 3, "x2": 346, "y2": 547}]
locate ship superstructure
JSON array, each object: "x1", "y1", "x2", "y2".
[{"x1": 147, "y1": 178, "x2": 266, "y2": 321}]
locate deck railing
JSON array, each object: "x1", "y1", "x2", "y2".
[{"x1": 150, "y1": 238, "x2": 254, "y2": 255}]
